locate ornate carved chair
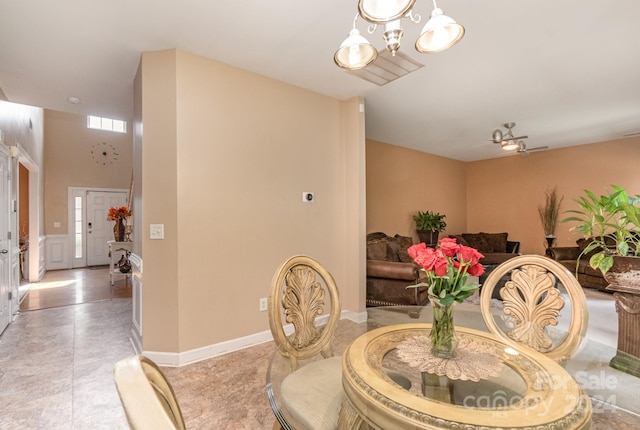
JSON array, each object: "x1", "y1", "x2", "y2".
[
  {"x1": 114, "y1": 355, "x2": 186, "y2": 430},
  {"x1": 480, "y1": 254, "x2": 589, "y2": 362},
  {"x1": 267, "y1": 255, "x2": 344, "y2": 430}
]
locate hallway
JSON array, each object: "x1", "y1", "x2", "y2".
[{"x1": 1, "y1": 268, "x2": 276, "y2": 429}]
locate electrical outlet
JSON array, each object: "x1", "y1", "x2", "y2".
[{"x1": 259, "y1": 297, "x2": 268, "y2": 312}]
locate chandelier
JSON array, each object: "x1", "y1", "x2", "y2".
[{"x1": 334, "y1": 0, "x2": 465, "y2": 70}]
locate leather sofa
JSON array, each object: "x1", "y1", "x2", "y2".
[
  {"x1": 545, "y1": 238, "x2": 609, "y2": 291},
  {"x1": 366, "y1": 232, "x2": 427, "y2": 308},
  {"x1": 450, "y1": 232, "x2": 521, "y2": 297}
]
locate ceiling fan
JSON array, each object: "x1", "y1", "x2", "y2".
[
  {"x1": 515, "y1": 140, "x2": 549, "y2": 156},
  {"x1": 490, "y1": 122, "x2": 528, "y2": 148}
]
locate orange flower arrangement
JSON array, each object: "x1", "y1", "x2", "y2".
[{"x1": 107, "y1": 206, "x2": 131, "y2": 221}]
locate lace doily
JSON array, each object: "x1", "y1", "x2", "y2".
[{"x1": 395, "y1": 335, "x2": 503, "y2": 382}]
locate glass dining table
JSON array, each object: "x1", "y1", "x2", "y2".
[{"x1": 266, "y1": 301, "x2": 640, "y2": 429}]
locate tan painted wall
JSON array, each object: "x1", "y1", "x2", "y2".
[
  {"x1": 466, "y1": 137, "x2": 640, "y2": 255},
  {"x1": 139, "y1": 50, "x2": 180, "y2": 353},
  {"x1": 366, "y1": 139, "x2": 468, "y2": 243},
  {"x1": 138, "y1": 50, "x2": 365, "y2": 353},
  {"x1": 43, "y1": 110, "x2": 133, "y2": 235}
]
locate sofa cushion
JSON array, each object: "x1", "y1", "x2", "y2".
[
  {"x1": 393, "y1": 234, "x2": 414, "y2": 263},
  {"x1": 367, "y1": 241, "x2": 388, "y2": 261},
  {"x1": 462, "y1": 233, "x2": 493, "y2": 253},
  {"x1": 450, "y1": 235, "x2": 469, "y2": 246},
  {"x1": 479, "y1": 253, "x2": 517, "y2": 265},
  {"x1": 480, "y1": 232, "x2": 508, "y2": 253}
]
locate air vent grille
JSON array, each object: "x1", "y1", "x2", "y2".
[{"x1": 346, "y1": 49, "x2": 424, "y2": 86}]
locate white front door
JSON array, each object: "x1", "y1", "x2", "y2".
[
  {"x1": 0, "y1": 146, "x2": 11, "y2": 334},
  {"x1": 86, "y1": 191, "x2": 127, "y2": 266}
]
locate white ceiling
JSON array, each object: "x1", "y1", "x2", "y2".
[{"x1": 1, "y1": 0, "x2": 639, "y2": 161}]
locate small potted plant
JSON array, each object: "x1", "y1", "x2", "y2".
[
  {"x1": 538, "y1": 186, "x2": 563, "y2": 248},
  {"x1": 413, "y1": 210, "x2": 447, "y2": 245}
]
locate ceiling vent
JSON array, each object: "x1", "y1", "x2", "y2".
[{"x1": 346, "y1": 49, "x2": 423, "y2": 86}]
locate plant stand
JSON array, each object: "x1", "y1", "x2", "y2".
[{"x1": 605, "y1": 258, "x2": 640, "y2": 377}]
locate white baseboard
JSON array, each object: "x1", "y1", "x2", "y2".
[{"x1": 143, "y1": 309, "x2": 369, "y2": 367}]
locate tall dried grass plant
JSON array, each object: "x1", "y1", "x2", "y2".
[{"x1": 538, "y1": 187, "x2": 563, "y2": 237}]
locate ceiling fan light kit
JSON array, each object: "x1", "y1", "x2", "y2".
[
  {"x1": 490, "y1": 122, "x2": 548, "y2": 155},
  {"x1": 335, "y1": 0, "x2": 464, "y2": 70}
]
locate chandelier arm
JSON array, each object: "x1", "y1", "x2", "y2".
[
  {"x1": 367, "y1": 23, "x2": 377, "y2": 34},
  {"x1": 407, "y1": 10, "x2": 421, "y2": 24}
]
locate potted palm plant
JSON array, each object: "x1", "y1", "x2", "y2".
[
  {"x1": 538, "y1": 186, "x2": 563, "y2": 248},
  {"x1": 562, "y1": 184, "x2": 640, "y2": 376},
  {"x1": 413, "y1": 211, "x2": 447, "y2": 245}
]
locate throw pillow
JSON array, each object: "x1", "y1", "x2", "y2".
[
  {"x1": 480, "y1": 232, "x2": 508, "y2": 253},
  {"x1": 449, "y1": 235, "x2": 469, "y2": 246},
  {"x1": 462, "y1": 233, "x2": 493, "y2": 253},
  {"x1": 394, "y1": 234, "x2": 414, "y2": 263},
  {"x1": 367, "y1": 240, "x2": 388, "y2": 261}
]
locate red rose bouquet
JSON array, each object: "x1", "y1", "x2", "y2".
[{"x1": 407, "y1": 237, "x2": 485, "y2": 305}]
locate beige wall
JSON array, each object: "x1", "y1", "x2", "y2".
[
  {"x1": 43, "y1": 110, "x2": 133, "y2": 235},
  {"x1": 467, "y1": 137, "x2": 640, "y2": 255},
  {"x1": 367, "y1": 137, "x2": 640, "y2": 256},
  {"x1": 138, "y1": 50, "x2": 366, "y2": 353},
  {"x1": 366, "y1": 139, "x2": 468, "y2": 242}
]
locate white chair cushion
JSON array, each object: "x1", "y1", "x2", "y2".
[{"x1": 281, "y1": 356, "x2": 344, "y2": 430}]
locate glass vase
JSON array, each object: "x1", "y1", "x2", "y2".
[{"x1": 429, "y1": 295, "x2": 458, "y2": 358}]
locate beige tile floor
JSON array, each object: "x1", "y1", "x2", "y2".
[{"x1": 1, "y1": 269, "x2": 639, "y2": 429}]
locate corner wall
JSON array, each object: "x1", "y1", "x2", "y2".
[
  {"x1": 138, "y1": 49, "x2": 366, "y2": 356},
  {"x1": 366, "y1": 139, "x2": 468, "y2": 242}
]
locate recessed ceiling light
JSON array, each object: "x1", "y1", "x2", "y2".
[{"x1": 68, "y1": 96, "x2": 81, "y2": 104}]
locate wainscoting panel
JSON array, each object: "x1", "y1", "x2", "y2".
[
  {"x1": 45, "y1": 235, "x2": 69, "y2": 270},
  {"x1": 129, "y1": 252, "x2": 143, "y2": 353}
]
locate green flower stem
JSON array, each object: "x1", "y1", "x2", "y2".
[{"x1": 430, "y1": 296, "x2": 457, "y2": 358}]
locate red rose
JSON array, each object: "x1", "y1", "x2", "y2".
[
  {"x1": 438, "y1": 237, "x2": 459, "y2": 257},
  {"x1": 434, "y1": 255, "x2": 449, "y2": 276},
  {"x1": 408, "y1": 243, "x2": 439, "y2": 271},
  {"x1": 468, "y1": 263, "x2": 485, "y2": 276},
  {"x1": 457, "y1": 245, "x2": 484, "y2": 266},
  {"x1": 407, "y1": 243, "x2": 427, "y2": 260}
]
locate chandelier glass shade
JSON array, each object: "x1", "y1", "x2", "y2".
[
  {"x1": 336, "y1": 0, "x2": 464, "y2": 70},
  {"x1": 415, "y1": 7, "x2": 465, "y2": 53},
  {"x1": 334, "y1": 24, "x2": 378, "y2": 70},
  {"x1": 358, "y1": 0, "x2": 416, "y2": 24}
]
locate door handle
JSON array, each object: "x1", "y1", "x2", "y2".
[{"x1": 0, "y1": 249, "x2": 8, "y2": 254}]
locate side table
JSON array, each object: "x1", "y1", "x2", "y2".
[{"x1": 108, "y1": 240, "x2": 133, "y2": 286}]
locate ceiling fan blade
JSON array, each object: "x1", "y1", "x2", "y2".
[
  {"x1": 527, "y1": 146, "x2": 549, "y2": 152},
  {"x1": 510, "y1": 135, "x2": 528, "y2": 141}
]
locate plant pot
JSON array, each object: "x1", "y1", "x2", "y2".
[
  {"x1": 604, "y1": 256, "x2": 640, "y2": 377},
  {"x1": 545, "y1": 236, "x2": 555, "y2": 248},
  {"x1": 417, "y1": 230, "x2": 439, "y2": 246}
]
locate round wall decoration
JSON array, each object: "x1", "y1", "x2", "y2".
[{"x1": 90, "y1": 141, "x2": 119, "y2": 165}]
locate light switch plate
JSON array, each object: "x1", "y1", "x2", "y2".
[{"x1": 150, "y1": 224, "x2": 164, "y2": 240}]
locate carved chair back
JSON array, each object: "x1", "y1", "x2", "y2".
[
  {"x1": 268, "y1": 255, "x2": 341, "y2": 370},
  {"x1": 480, "y1": 254, "x2": 589, "y2": 362},
  {"x1": 114, "y1": 355, "x2": 186, "y2": 430}
]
